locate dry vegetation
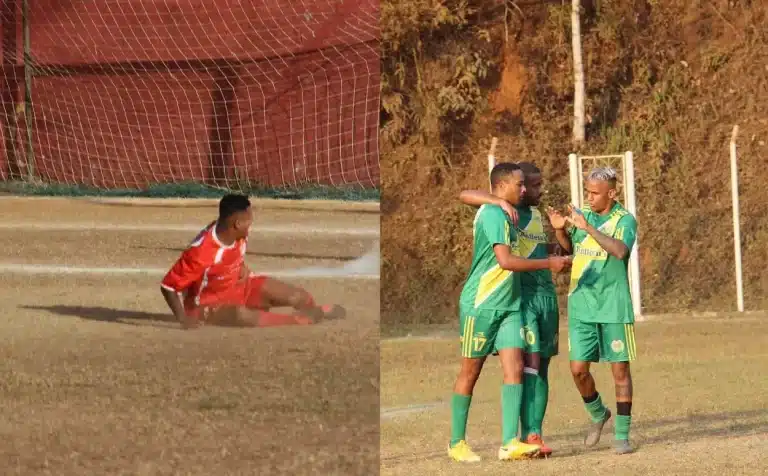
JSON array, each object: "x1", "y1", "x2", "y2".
[{"x1": 381, "y1": 0, "x2": 768, "y2": 328}]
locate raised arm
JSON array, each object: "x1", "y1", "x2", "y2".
[
  {"x1": 546, "y1": 206, "x2": 573, "y2": 254},
  {"x1": 567, "y1": 205, "x2": 636, "y2": 260},
  {"x1": 459, "y1": 189, "x2": 518, "y2": 225},
  {"x1": 459, "y1": 189, "x2": 504, "y2": 207}
]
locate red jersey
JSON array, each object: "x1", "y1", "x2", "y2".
[{"x1": 161, "y1": 221, "x2": 248, "y2": 308}]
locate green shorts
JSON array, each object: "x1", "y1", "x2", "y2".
[
  {"x1": 568, "y1": 318, "x2": 637, "y2": 363},
  {"x1": 459, "y1": 306, "x2": 525, "y2": 358},
  {"x1": 521, "y1": 294, "x2": 560, "y2": 358}
]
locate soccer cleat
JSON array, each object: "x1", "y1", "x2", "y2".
[
  {"x1": 526, "y1": 434, "x2": 553, "y2": 458},
  {"x1": 498, "y1": 438, "x2": 540, "y2": 461},
  {"x1": 584, "y1": 408, "x2": 612, "y2": 447},
  {"x1": 447, "y1": 440, "x2": 481, "y2": 462},
  {"x1": 614, "y1": 439, "x2": 634, "y2": 455}
]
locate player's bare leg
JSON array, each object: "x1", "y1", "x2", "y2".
[
  {"x1": 192, "y1": 306, "x2": 307, "y2": 328},
  {"x1": 497, "y1": 348, "x2": 540, "y2": 460},
  {"x1": 571, "y1": 360, "x2": 612, "y2": 447},
  {"x1": 258, "y1": 277, "x2": 346, "y2": 323},
  {"x1": 448, "y1": 357, "x2": 485, "y2": 462},
  {"x1": 521, "y1": 351, "x2": 552, "y2": 457},
  {"x1": 611, "y1": 362, "x2": 634, "y2": 454}
]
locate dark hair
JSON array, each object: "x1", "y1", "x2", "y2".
[
  {"x1": 516, "y1": 161, "x2": 540, "y2": 176},
  {"x1": 490, "y1": 162, "x2": 521, "y2": 188},
  {"x1": 219, "y1": 194, "x2": 251, "y2": 221}
]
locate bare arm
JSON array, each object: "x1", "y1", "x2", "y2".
[
  {"x1": 565, "y1": 206, "x2": 630, "y2": 260},
  {"x1": 583, "y1": 223, "x2": 629, "y2": 260},
  {"x1": 554, "y1": 229, "x2": 573, "y2": 254},
  {"x1": 493, "y1": 245, "x2": 569, "y2": 273},
  {"x1": 239, "y1": 262, "x2": 251, "y2": 281},
  {"x1": 161, "y1": 286, "x2": 188, "y2": 322},
  {"x1": 161, "y1": 252, "x2": 207, "y2": 329},
  {"x1": 459, "y1": 189, "x2": 504, "y2": 207},
  {"x1": 460, "y1": 189, "x2": 518, "y2": 224}
]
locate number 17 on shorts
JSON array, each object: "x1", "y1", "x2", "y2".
[{"x1": 459, "y1": 308, "x2": 526, "y2": 358}]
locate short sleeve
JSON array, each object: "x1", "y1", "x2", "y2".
[
  {"x1": 161, "y1": 247, "x2": 207, "y2": 292},
  {"x1": 481, "y1": 206, "x2": 512, "y2": 247},
  {"x1": 615, "y1": 214, "x2": 637, "y2": 252}
]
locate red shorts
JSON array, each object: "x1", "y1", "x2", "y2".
[{"x1": 184, "y1": 275, "x2": 268, "y2": 318}]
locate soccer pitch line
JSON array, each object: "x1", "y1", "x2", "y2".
[
  {"x1": 0, "y1": 222, "x2": 379, "y2": 237},
  {"x1": 381, "y1": 402, "x2": 446, "y2": 420},
  {"x1": 0, "y1": 263, "x2": 379, "y2": 280}
]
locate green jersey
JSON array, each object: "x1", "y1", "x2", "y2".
[
  {"x1": 568, "y1": 202, "x2": 637, "y2": 324},
  {"x1": 459, "y1": 204, "x2": 522, "y2": 312},
  {"x1": 515, "y1": 206, "x2": 556, "y2": 297}
]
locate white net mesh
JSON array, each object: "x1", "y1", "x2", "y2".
[{"x1": 0, "y1": 0, "x2": 380, "y2": 191}]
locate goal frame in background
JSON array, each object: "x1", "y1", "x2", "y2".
[{"x1": 568, "y1": 151, "x2": 643, "y2": 320}]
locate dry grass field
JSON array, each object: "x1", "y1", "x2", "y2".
[
  {"x1": 0, "y1": 197, "x2": 380, "y2": 475},
  {"x1": 381, "y1": 313, "x2": 768, "y2": 475}
]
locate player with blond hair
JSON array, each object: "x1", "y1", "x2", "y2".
[{"x1": 547, "y1": 167, "x2": 637, "y2": 455}]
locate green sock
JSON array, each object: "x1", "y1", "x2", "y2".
[
  {"x1": 615, "y1": 415, "x2": 632, "y2": 440},
  {"x1": 584, "y1": 393, "x2": 608, "y2": 423},
  {"x1": 520, "y1": 370, "x2": 538, "y2": 440},
  {"x1": 450, "y1": 393, "x2": 472, "y2": 447},
  {"x1": 501, "y1": 384, "x2": 524, "y2": 444},
  {"x1": 530, "y1": 371, "x2": 549, "y2": 435}
]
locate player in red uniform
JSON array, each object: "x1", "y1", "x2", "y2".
[{"x1": 160, "y1": 194, "x2": 346, "y2": 329}]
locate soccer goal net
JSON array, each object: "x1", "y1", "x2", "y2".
[
  {"x1": 568, "y1": 152, "x2": 642, "y2": 319},
  {"x1": 0, "y1": 0, "x2": 379, "y2": 197}
]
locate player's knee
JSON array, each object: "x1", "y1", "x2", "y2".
[
  {"x1": 287, "y1": 289, "x2": 313, "y2": 309},
  {"x1": 611, "y1": 363, "x2": 631, "y2": 383},
  {"x1": 570, "y1": 364, "x2": 590, "y2": 383},
  {"x1": 501, "y1": 358, "x2": 524, "y2": 381},
  {"x1": 458, "y1": 359, "x2": 483, "y2": 383}
]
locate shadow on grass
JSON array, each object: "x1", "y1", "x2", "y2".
[
  {"x1": 21, "y1": 305, "x2": 174, "y2": 326},
  {"x1": 380, "y1": 408, "x2": 768, "y2": 464}
]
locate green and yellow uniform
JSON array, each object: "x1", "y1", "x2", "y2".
[
  {"x1": 458, "y1": 204, "x2": 525, "y2": 358},
  {"x1": 516, "y1": 206, "x2": 559, "y2": 358},
  {"x1": 567, "y1": 202, "x2": 638, "y2": 363}
]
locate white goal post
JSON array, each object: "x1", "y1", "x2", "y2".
[{"x1": 568, "y1": 151, "x2": 643, "y2": 320}]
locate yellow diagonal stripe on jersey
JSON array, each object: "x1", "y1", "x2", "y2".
[
  {"x1": 569, "y1": 234, "x2": 604, "y2": 293},
  {"x1": 570, "y1": 210, "x2": 627, "y2": 293},
  {"x1": 474, "y1": 264, "x2": 512, "y2": 308},
  {"x1": 517, "y1": 210, "x2": 546, "y2": 259}
]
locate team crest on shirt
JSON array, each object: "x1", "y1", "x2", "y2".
[{"x1": 611, "y1": 339, "x2": 625, "y2": 353}]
